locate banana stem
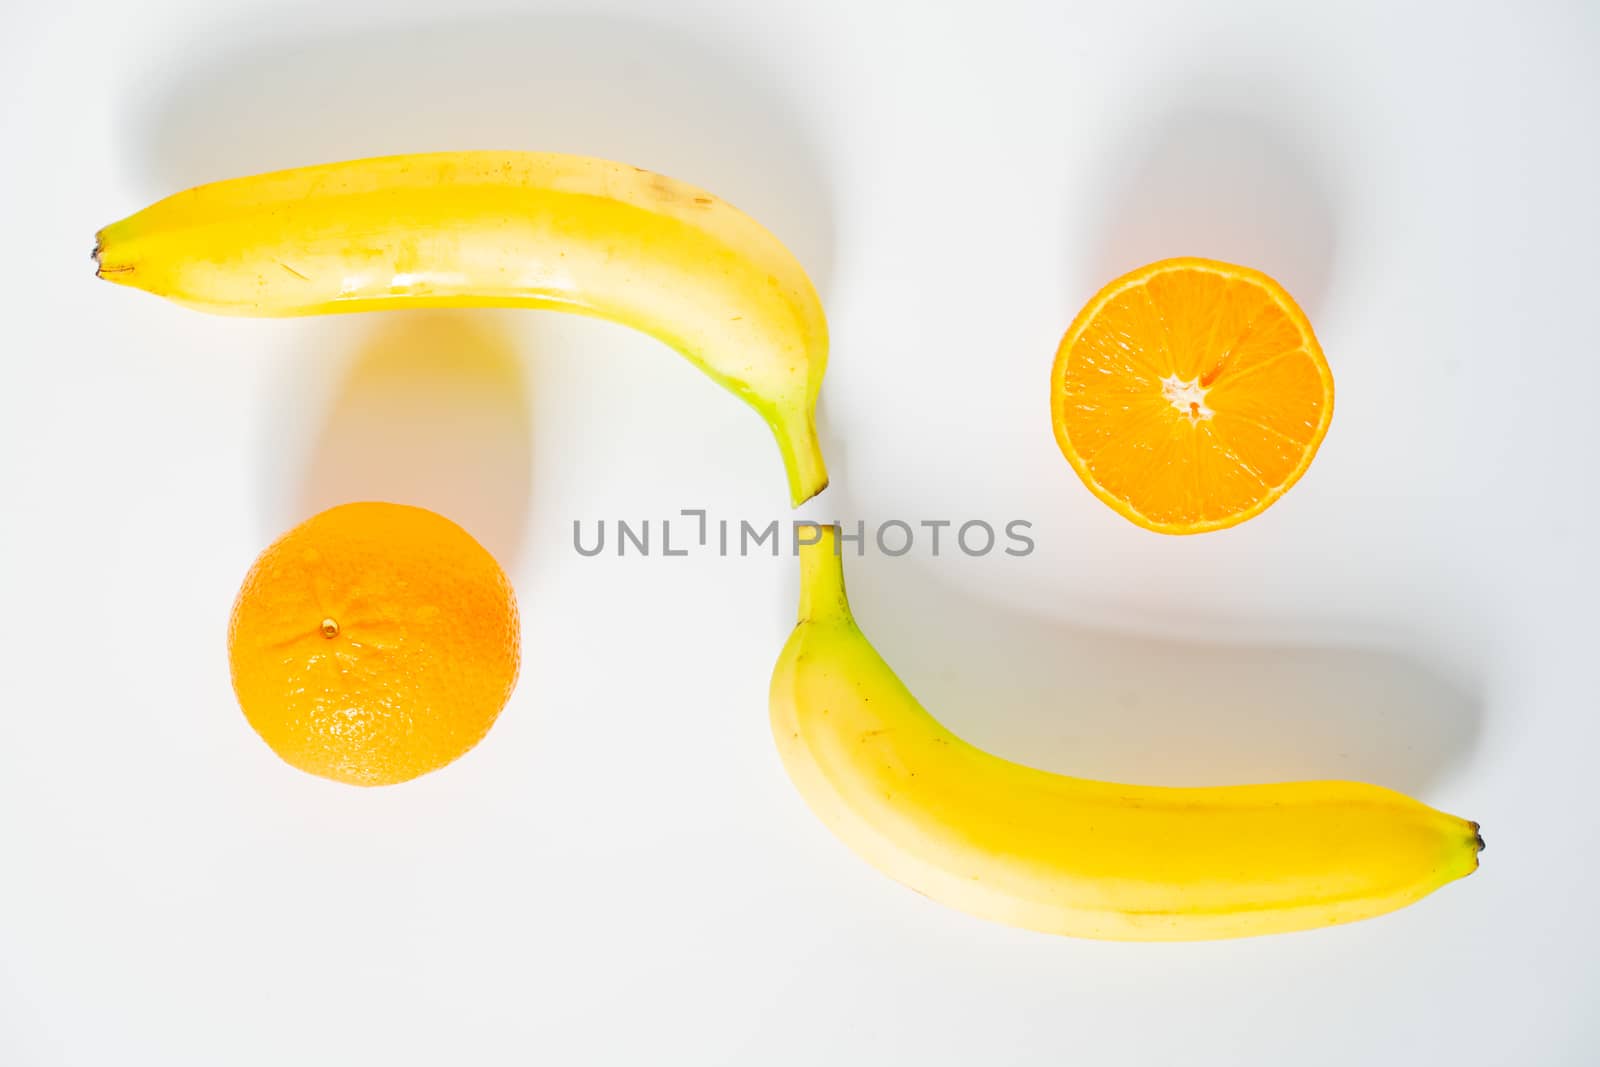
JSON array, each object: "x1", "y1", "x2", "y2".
[
  {"x1": 796, "y1": 525, "x2": 852, "y2": 625},
  {"x1": 771, "y1": 404, "x2": 829, "y2": 506}
]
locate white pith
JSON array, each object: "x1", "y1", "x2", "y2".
[{"x1": 1162, "y1": 374, "x2": 1213, "y2": 422}]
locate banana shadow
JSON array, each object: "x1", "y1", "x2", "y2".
[
  {"x1": 1084, "y1": 97, "x2": 1339, "y2": 316},
  {"x1": 806, "y1": 431, "x2": 1482, "y2": 796},
  {"x1": 258, "y1": 311, "x2": 532, "y2": 568},
  {"x1": 120, "y1": 11, "x2": 835, "y2": 295}
]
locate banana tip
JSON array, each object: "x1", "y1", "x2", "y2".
[
  {"x1": 91, "y1": 232, "x2": 134, "y2": 280},
  {"x1": 791, "y1": 476, "x2": 830, "y2": 507},
  {"x1": 1471, "y1": 821, "x2": 1485, "y2": 855}
]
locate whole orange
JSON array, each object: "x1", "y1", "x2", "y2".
[{"x1": 227, "y1": 502, "x2": 520, "y2": 786}]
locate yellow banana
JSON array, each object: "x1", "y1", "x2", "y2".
[
  {"x1": 93, "y1": 151, "x2": 828, "y2": 504},
  {"x1": 770, "y1": 526, "x2": 1483, "y2": 940}
]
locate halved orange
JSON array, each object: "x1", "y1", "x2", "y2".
[{"x1": 1050, "y1": 258, "x2": 1333, "y2": 534}]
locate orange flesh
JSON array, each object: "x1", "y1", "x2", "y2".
[{"x1": 1051, "y1": 258, "x2": 1334, "y2": 534}]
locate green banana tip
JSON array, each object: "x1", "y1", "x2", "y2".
[
  {"x1": 789, "y1": 474, "x2": 830, "y2": 508},
  {"x1": 769, "y1": 403, "x2": 828, "y2": 508},
  {"x1": 796, "y1": 523, "x2": 850, "y2": 625}
]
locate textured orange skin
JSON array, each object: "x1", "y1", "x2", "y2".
[
  {"x1": 227, "y1": 502, "x2": 520, "y2": 786},
  {"x1": 1051, "y1": 258, "x2": 1335, "y2": 535}
]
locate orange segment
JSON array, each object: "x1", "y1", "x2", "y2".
[{"x1": 1051, "y1": 258, "x2": 1333, "y2": 534}]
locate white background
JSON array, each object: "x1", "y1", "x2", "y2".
[{"x1": 2, "y1": 0, "x2": 1596, "y2": 1063}]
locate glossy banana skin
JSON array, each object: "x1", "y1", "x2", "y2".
[
  {"x1": 770, "y1": 527, "x2": 1482, "y2": 940},
  {"x1": 94, "y1": 151, "x2": 829, "y2": 504}
]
